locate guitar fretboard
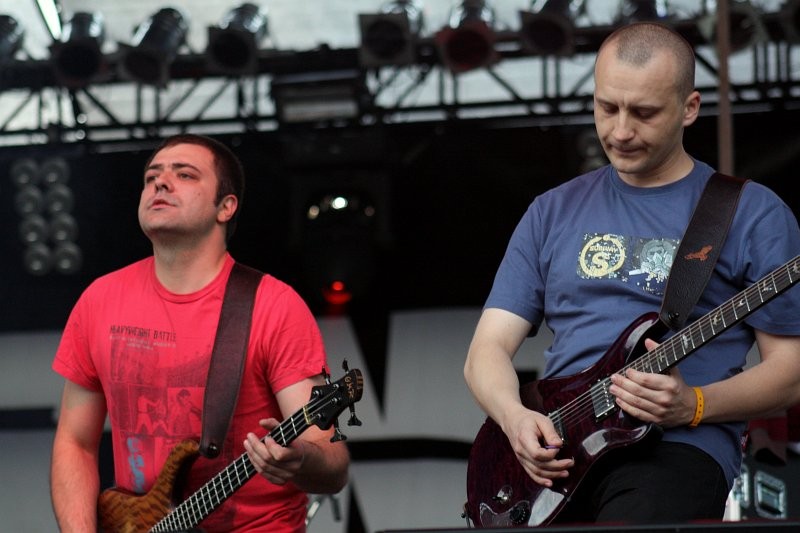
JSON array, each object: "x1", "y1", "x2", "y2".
[
  {"x1": 552, "y1": 255, "x2": 800, "y2": 430},
  {"x1": 149, "y1": 404, "x2": 314, "y2": 532},
  {"x1": 631, "y1": 255, "x2": 800, "y2": 375}
]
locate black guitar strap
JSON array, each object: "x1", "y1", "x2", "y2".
[
  {"x1": 199, "y1": 262, "x2": 264, "y2": 458},
  {"x1": 659, "y1": 172, "x2": 748, "y2": 331}
]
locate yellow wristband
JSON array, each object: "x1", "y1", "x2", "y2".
[{"x1": 689, "y1": 386, "x2": 704, "y2": 428}]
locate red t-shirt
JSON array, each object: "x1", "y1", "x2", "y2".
[{"x1": 53, "y1": 253, "x2": 328, "y2": 532}]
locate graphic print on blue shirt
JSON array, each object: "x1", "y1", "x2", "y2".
[{"x1": 577, "y1": 233, "x2": 679, "y2": 296}]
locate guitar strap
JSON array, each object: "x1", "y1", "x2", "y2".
[
  {"x1": 199, "y1": 262, "x2": 264, "y2": 458},
  {"x1": 659, "y1": 172, "x2": 749, "y2": 331}
]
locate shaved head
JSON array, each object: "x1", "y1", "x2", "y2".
[{"x1": 598, "y1": 22, "x2": 696, "y2": 100}]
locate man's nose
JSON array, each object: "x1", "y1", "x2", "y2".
[{"x1": 613, "y1": 114, "x2": 635, "y2": 141}]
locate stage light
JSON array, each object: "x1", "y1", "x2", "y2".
[
  {"x1": 49, "y1": 213, "x2": 79, "y2": 242},
  {"x1": 435, "y1": 0, "x2": 499, "y2": 73},
  {"x1": 39, "y1": 156, "x2": 70, "y2": 186},
  {"x1": 518, "y1": 0, "x2": 583, "y2": 57},
  {"x1": 322, "y1": 280, "x2": 353, "y2": 306},
  {"x1": 44, "y1": 183, "x2": 74, "y2": 215},
  {"x1": 299, "y1": 189, "x2": 380, "y2": 312},
  {"x1": 614, "y1": 0, "x2": 670, "y2": 24},
  {"x1": 358, "y1": 0, "x2": 425, "y2": 68},
  {"x1": 50, "y1": 12, "x2": 106, "y2": 87},
  {"x1": 14, "y1": 186, "x2": 44, "y2": 217},
  {"x1": 53, "y1": 242, "x2": 83, "y2": 274},
  {"x1": 207, "y1": 3, "x2": 269, "y2": 74},
  {"x1": 271, "y1": 70, "x2": 369, "y2": 124},
  {"x1": 0, "y1": 15, "x2": 24, "y2": 63},
  {"x1": 697, "y1": 0, "x2": 766, "y2": 53},
  {"x1": 18, "y1": 214, "x2": 49, "y2": 244},
  {"x1": 119, "y1": 7, "x2": 189, "y2": 86},
  {"x1": 10, "y1": 158, "x2": 39, "y2": 188},
  {"x1": 24, "y1": 243, "x2": 53, "y2": 276},
  {"x1": 11, "y1": 156, "x2": 82, "y2": 276}
]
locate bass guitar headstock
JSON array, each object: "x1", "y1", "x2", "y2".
[{"x1": 311, "y1": 360, "x2": 364, "y2": 441}]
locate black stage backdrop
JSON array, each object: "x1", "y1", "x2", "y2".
[{"x1": 1, "y1": 111, "x2": 798, "y2": 336}]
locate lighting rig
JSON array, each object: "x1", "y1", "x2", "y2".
[{"x1": 0, "y1": 0, "x2": 799, "y2": 145}]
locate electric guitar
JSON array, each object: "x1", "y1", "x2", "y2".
[
  {"x1": 465, "y1": 255, "x2": 800, "y2": 528},
  {"x1": 98, "y1": 365, "x2": 364, "y2": 533}
]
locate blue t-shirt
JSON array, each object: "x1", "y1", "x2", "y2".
[{"x1": 486, "y1": 160, "x2": 800, "y2": 488}]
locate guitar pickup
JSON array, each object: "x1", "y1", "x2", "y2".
[{"x1": 590, "y1": 378, "x2": 616, "y2": 419}]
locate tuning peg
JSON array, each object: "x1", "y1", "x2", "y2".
[
  {"x1": 347, "y1": 404, "x2": 362, "y2": 427},
  {"x1": 321, "y1": 366, "x2": 331, "y2": 384},
  {"x1": 330, "y1": 417, "x2": 348, "y2": 442},
  {"x1": 342, "y1": 359, "x2": 350, "y2": 372}
]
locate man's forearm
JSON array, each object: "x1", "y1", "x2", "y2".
[
  {"x1": 51, "y1": 442, "x2": 101, "y2": 532},
  {"x1": 292, "y1": 439, "x2": 350, "y2": 494}
]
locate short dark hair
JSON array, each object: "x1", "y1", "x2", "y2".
[
  {"x1": 599, "y1": 22, "x2": 696, "y2": 100},
  {"x1": 145, "y1": 134, "x2": 245, "y2": 241}
]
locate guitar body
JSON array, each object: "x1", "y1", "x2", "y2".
[
  {"x1": 98, "y1": 439, "x2": 200, "y2": 533},
  {"x1": 466, "y1": 312, "x2": 667, "y2": 528}
]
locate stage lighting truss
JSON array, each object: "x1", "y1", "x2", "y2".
[
  {"x1": 1, "y1": 2, "x2": 800, "y2": 145},
  {"x1": 11, "y1": 156, "x2": 82, "y2": 276}
]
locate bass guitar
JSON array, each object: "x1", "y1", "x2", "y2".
[
  {"x1": 98, "y1": 365, "x2": 364, "y2": 532},
  {"x1": 466, "y1": 255, "x2": 800, "y2": 528}
]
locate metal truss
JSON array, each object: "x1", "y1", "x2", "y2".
[{"x1": 1, "y1": 16, "x2": 799, "y2": 147}]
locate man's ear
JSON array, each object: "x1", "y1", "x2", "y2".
[
  {"x1": 217, "y1": 195, "x2": 238, "y2": 224},
  {"x1": 683, "y1": 90, "x2": 701, "y2": 127}
]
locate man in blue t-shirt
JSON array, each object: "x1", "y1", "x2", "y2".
[{"x1": 464, "y1": 22, "x2": 800, "y2": 526}]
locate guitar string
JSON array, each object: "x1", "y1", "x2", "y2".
[
  {"x1": 550, "y1": 265, "x2": 792, "y2": 431},
  {"x1": 545, "y1": 262, "x2": 796, "y2": 438},
  {"x1": 152, "y1": 381, "x2": 356, "y2": 531},
  {"x1": 153, "y1": 392, "x2": 336, "y2": 531},
  {"x1": 549, "y1": 263, "x2": 795, "y2": 433}
]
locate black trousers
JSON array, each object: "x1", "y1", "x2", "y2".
[{"x1": 554, "y1": 441, "x2": 730, "y2": 526}]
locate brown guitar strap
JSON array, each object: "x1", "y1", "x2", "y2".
[
  {"x1": 199, "y1": 262, "x2": 264, "y2": 458},
  {"x1": 659, "y1": 172, "x2": 748, "y2": 331}
]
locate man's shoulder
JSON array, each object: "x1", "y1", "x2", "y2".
[{"x1": 85, "y1": 257, "x2": 153, "y2": 293}]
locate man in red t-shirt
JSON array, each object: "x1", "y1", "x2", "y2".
[{"x1": 50, "y1": 134, "x2": 350, "y2": 532}]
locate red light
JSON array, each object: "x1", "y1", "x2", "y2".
[{"x1": 322, "y1": 280, "x2": 352, "y2": 306}]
